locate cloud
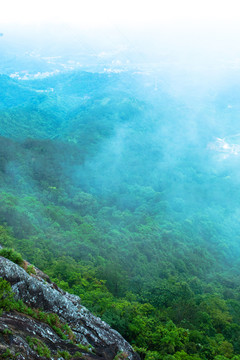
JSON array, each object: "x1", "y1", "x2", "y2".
[{"x1": 209, "y1": 137, "x2": 240, "y2": 159}]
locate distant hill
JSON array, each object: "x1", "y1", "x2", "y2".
[{"x1": 0, "y1": 71, "x2": 168, "y2": 148}]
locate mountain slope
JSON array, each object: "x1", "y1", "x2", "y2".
[
  {"x1": 0, "y1": 254, "x2": 138, "y2": 360},
  {"x1": 2, "y1": 69, "x2": 240, "y2": 359}
]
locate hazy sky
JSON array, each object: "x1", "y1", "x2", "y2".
[
  {"x1": 1, "y1": 0, "x2": 240, "y2": 29},
  {"x1": 1, "y1": 0, "x2": 240, "y2": 82}
]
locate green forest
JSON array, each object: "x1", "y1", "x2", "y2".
[{"x1": 1, "y1": 70, "x2": 240, "y2": 360}]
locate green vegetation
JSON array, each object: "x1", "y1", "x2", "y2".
[
  {"x1": 26, "y1": 264, "x2": 36, "y2": 275},
  {"x1": 73, "y1": 351, "x2": 83, "y2": 358},
  {"x1": 26, "y1": 337, "x2": 51, "y2": 358},
  {"x1": 1, "y1": 347, "x2": 20, "y2": 359},
  {"x1": 2, "y1": 328, "x2": 12, "y2": 335},
  {"x1": 77, "y1": 343, "x2": 94, "y2": 352},
  {"x1": 57, "y1": 350, "x2": 71, "y2": 360},
  {"x1": 0, "y1": 248, "x2": 23, "y2": 266},
  {"x1": 0, "y1": 277, "x2": 75, "y2": 343},
  {"x1": 2, "y1": 349, "x2": 14, "y2": 359},
  {"x1": 14, "y1": 301, "x2": 76, "y2": 342},
  {"x1": 0, "y1": 278, "x2": 15, "y2": 314},
  {"x1": 1, "y1": 70, "x2": 240, "y2": 359},
  {"x1": 114, "y1": 351, "x2": 129, "y2": 360}
]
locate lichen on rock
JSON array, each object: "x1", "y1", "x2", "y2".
[{"x1": 0, "y1": 256, "x2": 139, "y2": 360}]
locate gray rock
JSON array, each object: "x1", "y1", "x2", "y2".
[{"x1": 0, "y1": 256, "x2": 139, "y2": 360}]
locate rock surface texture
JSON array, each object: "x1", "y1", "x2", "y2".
[{"x1": 0, "y1": 256, "x2": 139, "y2": 360}]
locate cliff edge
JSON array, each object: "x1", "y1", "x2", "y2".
[{"x1": 0, "y1": 256, "x2": 139, "y2": 360}]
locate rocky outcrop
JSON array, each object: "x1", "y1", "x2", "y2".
[
  {"x1": 0, "y1": 256, "x2": 139, "y2": 360},
  {"x1": 0, "y1": 312, "x2": 92, "y2": 360}
]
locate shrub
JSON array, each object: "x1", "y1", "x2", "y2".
[
  {"x1": 2, "y1": 328, "x2": 13, "y2": 335},
  {"x1": 0, "y1": 278, "x2": 15, "y2": 313},
  {"x1": 73, "y1": 351, "x2": 83, "y2": 358},
  {"x1": 77, "y1": 343, "x2": 94, "y2": 352},
  {"x1": 2, "y1": 348, "x2": 14, "y2": 359},
  {"x1": 26, "y1": 337, "x2": 51, "y2": 358},
  {"x1": 0, "y1": 248, "x2": 24, "y2": 266},
  {"x1": 26, "y1": 265, "x2": 36, "y2": 275},
  {"x1": 57, "y1": 350, "x2": 71, "y2": 359}
]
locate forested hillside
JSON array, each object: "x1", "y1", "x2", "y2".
[{"x1": 1, "y1": 70, "x2": 240, "y2": 359}]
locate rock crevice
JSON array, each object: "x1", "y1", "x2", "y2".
[{"x1": 0, "y1": 256, "x2": 139, "y2": 360}]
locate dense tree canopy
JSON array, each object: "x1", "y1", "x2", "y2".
[{"x1": 1, "y1": 71, "x2": 240, "y2": 359}]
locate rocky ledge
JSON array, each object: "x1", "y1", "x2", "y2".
[{"x1": 0, "y1": 256, "x2": 139, "y2": 360}]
